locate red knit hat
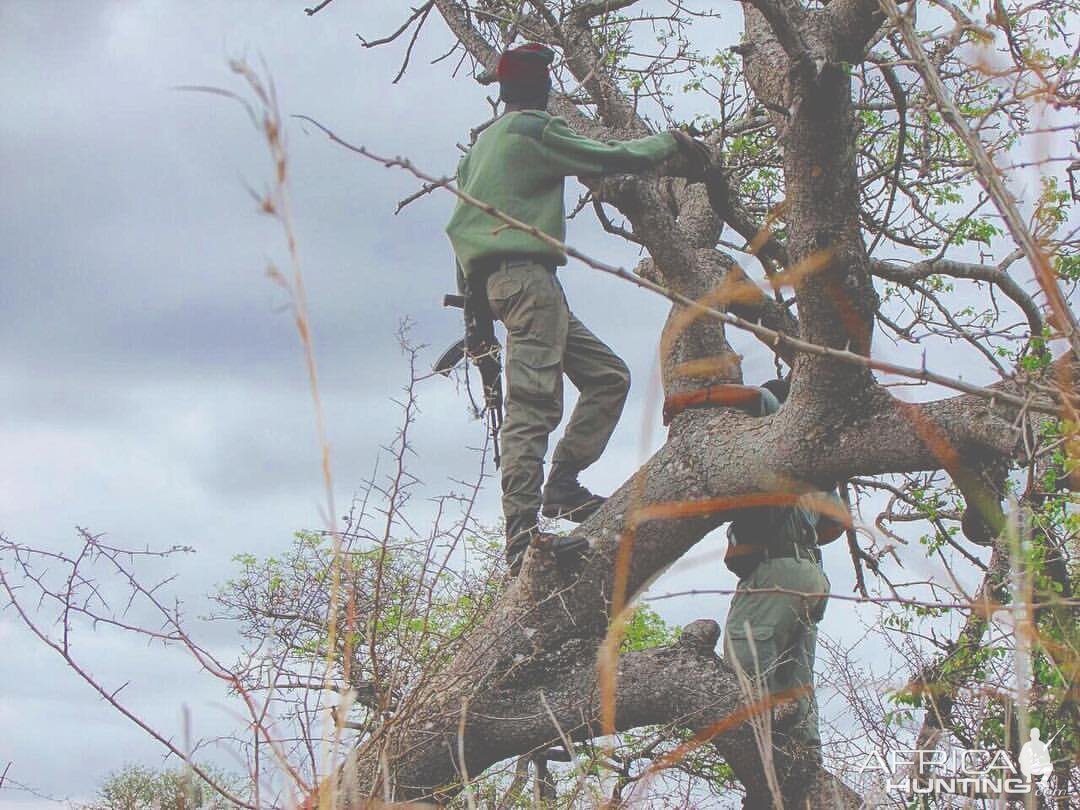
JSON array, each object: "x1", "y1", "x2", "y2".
[{"x1": 496, "y1": 44, "x2": 554, "y2": 103}]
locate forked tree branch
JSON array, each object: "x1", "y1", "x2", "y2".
[
  {"x1": 871, "y1": 253, "x2": 1044, "y2": 339},
  {"x1": 744, "y1": 0, "x2": 813, "y2": 69}
]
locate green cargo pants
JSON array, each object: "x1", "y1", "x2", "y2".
[
  {"x1": 723, "y1": 554, "x2": 829, "y2": 751},
  {"x1": 485, "y1": 260, "x2": 630, "y2": 521}
]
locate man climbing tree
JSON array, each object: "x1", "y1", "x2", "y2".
[{"x1": 445, "y1": 43, "x2": 709, "y2": 574}]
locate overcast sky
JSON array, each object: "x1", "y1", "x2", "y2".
[{"x1": 0, "y1": 2, "x2": 1017, "y2": 805}]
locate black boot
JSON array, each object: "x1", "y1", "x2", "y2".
[
  {"x1": 541, "y1": 463, "x2": 605, "y2": 523},
  {"x1": 504, "y1": 512, "x2": 591, "y2": 577},
  {"x1": 504, "y1": 513, "x2": 538, "y2": 576}
]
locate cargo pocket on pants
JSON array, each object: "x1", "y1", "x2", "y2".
[
  {"x1": 486, "y1": 271, "x2": 524, "y2": 322},
  {"x1": 725, "y1": 624, "x2": 777, "y2": 687},
  {"x1": 508, "y1": 342, "x2": 562, "y2": 402}
]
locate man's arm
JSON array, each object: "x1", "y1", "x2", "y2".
[
  {"x1": 538, "y1": 116, "x2": 680, "y2": 176},
  {"x1": 815, "y1": 514, "x2": 847, "y2": 545},
  {"x1": 805, "y1": 490, "x2": 849, "y2": 545}
]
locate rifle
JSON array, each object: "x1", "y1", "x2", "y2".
[
  {"x1": 435, "y1": 292, "x2": 503, "y2": 468},
  {"x1": 433, "y1": 295, "x2": 466, "y2": 375}
]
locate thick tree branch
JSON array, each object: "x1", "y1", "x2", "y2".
[
  {"x1": 432, "y1": 0, "x2": 499, "y2": 69},
  {"x1": 743, "y1": 0, "x2": 812, "y2": 69},
  {"x1": 341, "y1": 619, "x2": 860, "y2": 807},
  {"x1": 827, "y1": 0, "x2": 889, "y2": 60},
  {"x1": 802, "y1": 388, "x2": 1026, "y2": 482},
  {"x1": 739, "y1": 0, "x2": 882, "y2": 401}
]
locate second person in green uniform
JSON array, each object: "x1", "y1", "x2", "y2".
[{"x1": 722, "y1": 379, "x2": 845, "y2": 804}]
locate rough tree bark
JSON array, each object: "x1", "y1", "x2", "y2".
[{"x1": 329, "y1": 0, "x2": 1071, "y2": 806}]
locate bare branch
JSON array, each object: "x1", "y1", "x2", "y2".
[
  {"x1": 304, "y1": 0, "x2": 336, "y2": 16},
  {"x1": 570, "y1": 0, "x2": 644, "y2": 19},
  {"x1": 872, "y1": 253, "x2": 1044, "y2": 339},
  {"x1": 356, "y1": 2, "x2": 434, "y2": 49}
]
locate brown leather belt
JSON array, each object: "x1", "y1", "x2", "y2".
[
  {"x1": 725, "y1": 538, "x2": 821, "y2": 578},
  {"x1": 477, "y1": 256, "x2": 557, "y2": 276},
  {"x1": 763, "y1": 539, "x2": 822, "y2": 563}
]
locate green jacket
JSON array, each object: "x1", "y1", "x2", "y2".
[{"x1": 446, "y1": 110, "x2": 677, "y2": 277}]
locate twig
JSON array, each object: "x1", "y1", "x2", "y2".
[
  {"x1": 841, "y1": 483, "x2": 869, "y2": 598},
  {"x1": 0, "y1": 563, "x2": 258, "y2": 809},
  {"x1": 396, "y1": 176, "x2": 455, "y2": 214},
  {"x1": 356, "y1": 2, "x2": 435, "y2": 49},
  {"x1": 644, "y1": 586, "x2": 1057, "y2": 613},
  {"x1": 304, "y1": 0, "x2": 336, "y2": 16},
  {"x1": 392, "y1": 2, "x2": 435, "y2": 84}
]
